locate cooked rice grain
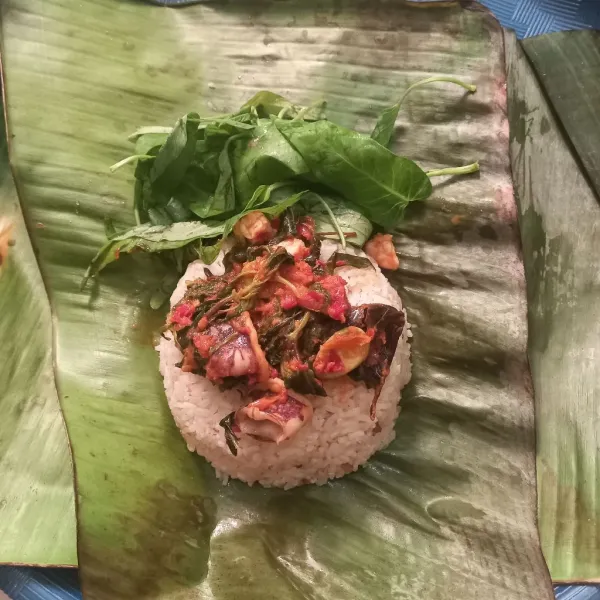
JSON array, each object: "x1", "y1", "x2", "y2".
[{"x1": 157, "y1": 241, "x2": 411, "y2": 489}]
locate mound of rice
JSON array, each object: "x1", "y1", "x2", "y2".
[{"x1": 157, "y1": 240, "x2": 411, "y2": 489}]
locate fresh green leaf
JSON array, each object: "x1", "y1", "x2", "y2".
[
  {"x1": 232, "y1": 119, "x2": 309, "y2": 202},
  {"x1": 301, "y1": 192, "x2": 373, "y2": 246},
  {"x1": 371, "y1": 76, "x2": 476, "y2": 147},
  {"x1": 309, "y1": 192, "x2": 347, "y2": 249},
  {"x1": 84, "y1": 220, "x2": 225, "y2": 281},
  {"x1": 165, "y1": 197, "x2": 194, "y2": 222},
  {"x1": 194, "y1": 134, "x2": 242, "y2": 218},
  {"x1": 134, "y1": 132, "x2": 170, "y2": 156},
  {"x1": 198, "y1": 242, "x2": 222, "y2": 264},
  {"x1": 149, "y1": 112, "x2": 200, "y2": 203},
  {"x1": 276, "y1": 119, "x2": 432, "y2": 228},
  {"x1": 202, "y1": 118, "x2": 256, "y2": 152},
  {"x1": 176, "y1": 164, "x2": 219, "y2": 217}
]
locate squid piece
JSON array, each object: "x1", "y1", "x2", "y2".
[
  {"x1": 275, "y1": 237, "x2": 310, "y2": 260},
  {"x1": 193, "y1": 311, "x2": 271, "y2": 383},
  {"x1": 313, "y1": 326, "x2": 372, "y2": 379},
  {"x1": 235, "y1": 388, "x2": 313, "y2": 444}
]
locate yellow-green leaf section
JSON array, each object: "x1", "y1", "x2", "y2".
[
  {"x1": 507, "y1": 33, "x2": 600, "y2": 583},
  {"x1": 0, "y1": 96, "x2": 76, "y2": 564}
]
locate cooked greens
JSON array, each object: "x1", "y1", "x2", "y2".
[{"x1": 89, "y1": 86, "x2": 480, "y2": 284}]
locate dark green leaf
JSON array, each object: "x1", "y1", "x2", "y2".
[
  {"x1": 149, "y1": 112, "x2": 200, "y2": 203},
  {"x1": 276, "y1": 119, "x2": 432, "y2": 227},
  {"x1": 198, "y1": 242, "x2": 221, "y2": 264},
  {"x1": 165, "y1": 197, "x2": 194, "y2": 222},
  {"x1": 202, "y1": 117, "x2": 256, "y2": 152},
  {"x1": 232, "y1": 119, "x2": 309, "y2": 202}
]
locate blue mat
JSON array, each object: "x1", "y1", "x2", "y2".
[{"x1": 1, "y1": 0, "x2": 599, "y2": 599}]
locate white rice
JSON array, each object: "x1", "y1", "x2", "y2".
[{"x1": 157, "y1": 240, "x2": 411, "y2": 489}]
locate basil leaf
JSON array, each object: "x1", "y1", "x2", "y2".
[
  {"x1": 275, "y1": 119, "x2": 432, "y2": 228},
  {"x1": 84, "y1": 221, "x2": 225, "y2": 282}
]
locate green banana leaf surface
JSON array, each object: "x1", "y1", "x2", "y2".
[
  {"x1": 522, "y1": 31, "x2": 600, "y2": 202},
  {"x1": 0, "y1": 97, "x2": 77, "y2": 565},
  {"x1": 0, "y1": 0, "x2": 555, "y2": 597},
  {"x1": 507, "y1": 33, "x2": 600, "y2": 583}
]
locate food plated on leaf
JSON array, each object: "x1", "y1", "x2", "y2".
[{"x1": 88, "y1": 80, "x2": 478, "y2": 488}]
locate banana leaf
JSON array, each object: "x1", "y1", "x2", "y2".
[
  {"x1": 0, "y1": 0, "x2": 555, "y2": 597},
  {"x1": 0, "y1": 97, "x2": 76, "y2": 564},
  {"x1": 507, "y1": 33, "x2": 600, "y2": 583},
  {"x1": 521, "y1": 31, "x2": 600, "y2": 202}
]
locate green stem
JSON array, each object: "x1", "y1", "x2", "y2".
[
  {"x1": 426, "y1": 162, "x2": 479, "y2": 178},
  {"x1": 127, "y1": 126, "x2": 173, "y2": 142},
  {"x1": 396, "y1": 76, "x2": 476, "y2": 113},
  {"x1": 289, "y1": 312, "x2": 311, "y2": 341},
  {"x1": 109, "y1": 154, "x2": 153, "y2": 172},
  {"x1": 314, "y1": 195, "x2": 346, "y2": 250},
  {"x1": 293, "y1": 100, "x2": 326, "y2": 121}
]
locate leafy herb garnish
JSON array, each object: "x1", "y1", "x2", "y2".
[{"x1": 88, "y1": 81, "x2": 478, "y2": 288}]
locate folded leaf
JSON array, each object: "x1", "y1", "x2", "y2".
[
  {"x1": 521, "y1": 31, "x2": 600, "y2": 201},
  {"x1": 276, "y1": 119, "x2": 432, "y2": 227},
  {"x1": 0, "y1": 101, "x2": 76, "y2": 564},
  {"x1": 150, "y1": 112, "x2": 200, "y2": 203},
  {"x1": 507, "y1": 32, "x2": 600, "y2": 582}
]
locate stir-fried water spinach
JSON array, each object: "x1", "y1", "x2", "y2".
[{"x1": 86, "y1": 80, "x2": 479, "y2": 290}]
